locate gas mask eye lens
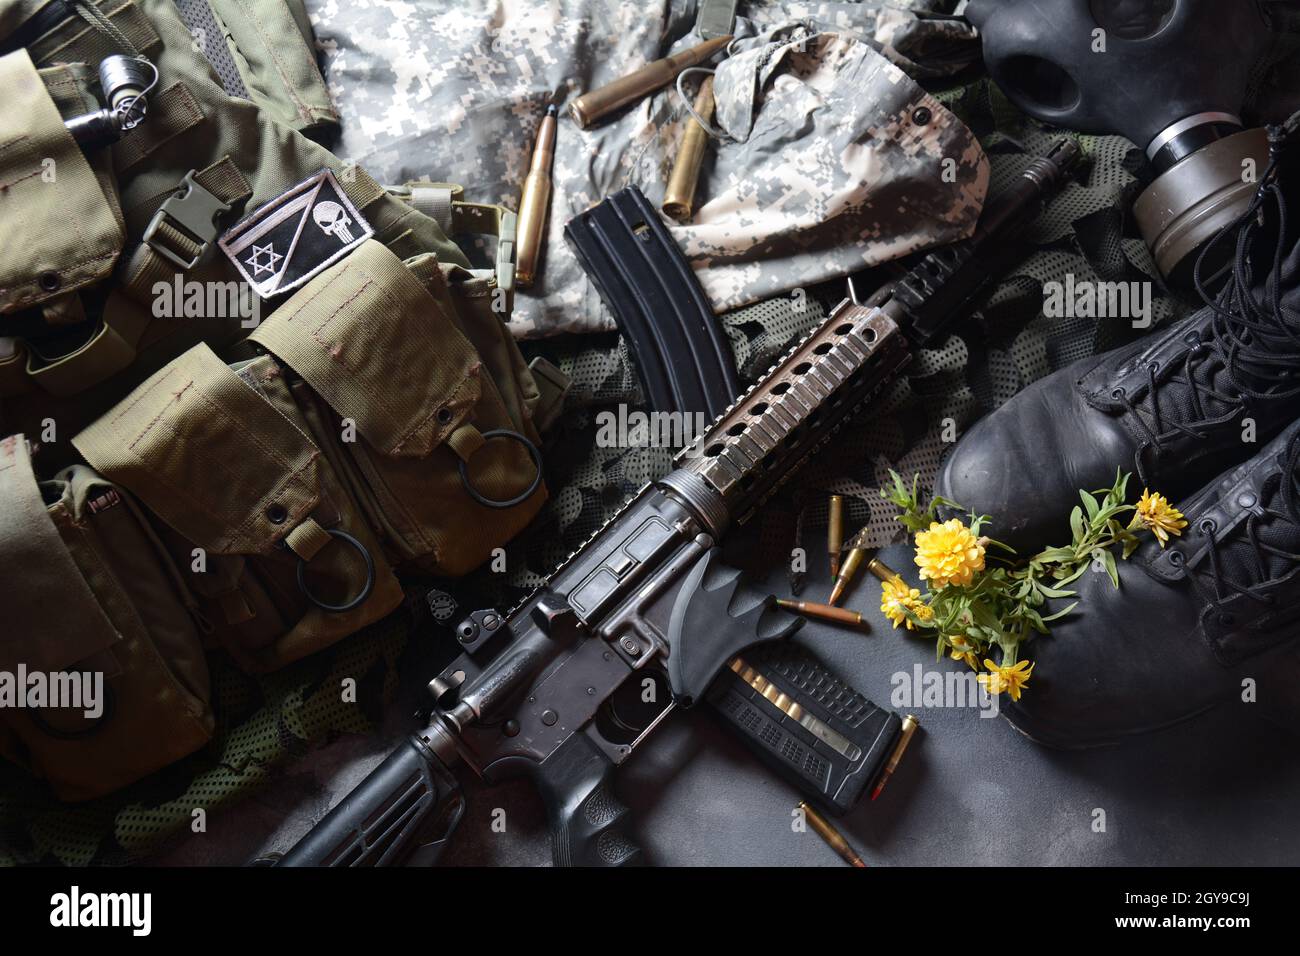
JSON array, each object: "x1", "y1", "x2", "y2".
[{"x1": 1088, "y1": 0, "x2": 1176, "y2": 41}]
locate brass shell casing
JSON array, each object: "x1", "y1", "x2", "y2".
[
  {"x1": 515, "y1": 107, "x2": 557, "y2": 288},
  {"x1": 826, "y1": 494, "x2": 845, "y2": 580},
  {"x1": 799, "y1": 801, "x2": 865, "y2": 867},
  {"x1": 871, "y1": 714, "x2": 919, "y2": 801},
  {"x1": 776, "y1": 598, "x2": 864, "y2": 629},
  {"x1": 828, "y1": 547, "x2": 866, "y2": 607},
  {"x1": 569, "y1": 36, "x2": 731, "y2": 130},
  {"x1": 662, "y1": 75, "x2": 715, "y2": 222}
]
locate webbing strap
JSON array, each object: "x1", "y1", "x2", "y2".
[
  {"x1": 387, "y1": 182, "x2": 518, "y2": 290},
  {"x1": 285, "y1": 516, "x2": 331, "y2": 561},
  {"x1": 0, "y1": 435, "x2": 120, "y2": 672},
  {"x1": 171, "y1": 0, "x2": 249, "y2": 99},
  {"x1": 445, "y1": 423, "x2": 485, "y2": 462},
  {"x1": 122, "y1": 157, "x2": 252, "y2": 301}
]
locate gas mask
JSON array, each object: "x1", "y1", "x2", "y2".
[{"x1": 966, "y1": 0, "x2": 1276, "y2": 289}]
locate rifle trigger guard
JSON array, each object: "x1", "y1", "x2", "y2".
[
  {"x1": 457, "y1": 429, "x2": 543, "y2": 509},
  {"x1": 296, "y1": 528, "x2": 376, "y2": 613}
]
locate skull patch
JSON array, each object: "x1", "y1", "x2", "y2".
[{"x1": 313, "y1": 201, "x2": 355, "y2": 243}]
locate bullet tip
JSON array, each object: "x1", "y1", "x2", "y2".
[{"x1": 546, "y1": 104, "x2": 558, "y2": 117}]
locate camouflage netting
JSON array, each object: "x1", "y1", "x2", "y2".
[{"x1": 4, "y1": 2, "x2": 1300, "y2": 864}]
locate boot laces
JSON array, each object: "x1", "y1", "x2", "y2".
[
  {"x1": 1191, "y1": 429, "x2": 1300, "y2": 609},
  {"x1": 1115, "y1": 142, "x2": 1300, "y2": 454}
]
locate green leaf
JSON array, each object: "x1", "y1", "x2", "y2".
[
  {"x1": 1069, "y1": 506, "x2": 1085, "y2": 542},
  {"x1": 1080, "y1": 490, "x2": 1100, "y2": 521},
  {"x1": 1040, "y1": 601, "x2": 1079, "y2": 623},
  {"x1": 1055, "y1": 561, "x2": 1091, "y2": 586},
  {"x1": 1034, "y1": 582, "x2": 1077, "y2": 599},
  {"x1": 1034, "y1": 546, "x2": 1076, "y2": 563},
  {"x1": 1102, "y1": 549, "x2": 1119, "y2": 588}
]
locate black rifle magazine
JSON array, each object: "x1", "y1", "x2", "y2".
[
  {"x1": 708, "y1": 642, "x2": 902, "y2": 816},
  {"x1": 563, "y1": 186, "x2": 740, "y2": 419}
]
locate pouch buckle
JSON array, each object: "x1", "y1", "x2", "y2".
[
  {"x1": 143, "y1": 170, "x2": 232, "y2": 270},
  {"x1": 494, "y1": 208, "x2": 518, "y2": 293}
]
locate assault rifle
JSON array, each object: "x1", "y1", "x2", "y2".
[{"x1": 280, "y1": 140, "x2": 1081, "y2": 867}]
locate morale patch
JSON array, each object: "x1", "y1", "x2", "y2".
[{"x1": 218, "y1": 169, "x2": 373, "y2": 298}]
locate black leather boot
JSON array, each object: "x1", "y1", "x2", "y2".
[
  {"x1": 936, "y1": 134, "x2": 1300, "y2": 555},
  {"x1": 1002, "y1": 417, "x2": 1300, "y2": 749}
]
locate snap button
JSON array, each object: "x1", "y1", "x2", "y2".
[
  {"x1": 38, "y1": 271, "x2": 61, "y2": 292},
  {"x1": 912, "y1": 107, "x2": 932, "y2": 125},
  {"x1": 436, "y1": 407, "x2": 453, "y2": 425},
  {"x1": 266, "y1": 503, "x2": 288, "y2": 524}
]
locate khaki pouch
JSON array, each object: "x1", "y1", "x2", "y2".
[
  {"x1": 249, "y1": 240, "x2": 548, "y2": 576},
  {"x1": 0, "y1": 51, "x2": 129, "y2": 397},
  {"x1": 72, "y1": 342, "x2": 404, "y2": 672},
  {"x1": 0, "y1": 435, "x2": 213, "y2": 801}
]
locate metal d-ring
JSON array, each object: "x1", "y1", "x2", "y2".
[
  {"x1": 457, "y1": 428, "x2": 543, "y2": 509},
  {"x1": 296, "y1": 528, "x2": 375, "y2": 613}
]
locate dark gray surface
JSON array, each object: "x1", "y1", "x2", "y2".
[{"x1": 160, "y1": 542, "x2": 1300, "y2": 867}]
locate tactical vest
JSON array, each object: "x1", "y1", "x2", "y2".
[{"x1": 0, "y1": 0, "x2": 561, "y2": 800}]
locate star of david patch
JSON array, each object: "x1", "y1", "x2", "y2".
[{"x1": 219, "y1": 168, "x2": 373, "y2": 298}]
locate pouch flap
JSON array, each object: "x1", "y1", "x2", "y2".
[
  {"x1": 0, "y1": 434, "x2": 120, "y2": 672},
  {"x1": 0, "y1": 50, "x2": 124, "y2": 313},
  {"x1": 250, "y1": 239, "x2": 483, "y2": 459},
  {"x1": 73, "y1": 343, "x2": 324, "y2": 555}
]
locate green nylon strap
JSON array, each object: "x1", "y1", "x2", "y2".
[
  {"x1": 388, "y1": 182, "x2": 518, "y2": 290},
  {"x1": 445, "y1": 423, "x2": 485, "y2": 462},
  {"x1": 285, "y1": 516, "x2": 331, "y2": 561},
  {"x1": 0, "y1": 434, "x2": 121, "y2": 673},
  {"x1": 122, "y1": 155, "x2": 253, "y2": 302}
]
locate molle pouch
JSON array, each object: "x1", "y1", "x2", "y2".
[
  {"x1": 248, "y1": 239, "x2": 548, "y2": 577},
  {"x1": 0, "y1": 50, "x2": 127, "y2": 398},
  {"x1": 0, "y1": 435, "x2": 213, "y2": 802},
  {"x1": 72, "y1": 342, "x2": 404, "y2": 673}
]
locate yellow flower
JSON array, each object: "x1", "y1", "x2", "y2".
[
  {"x1": 880, "y1": 577, "x2": 933, "y2": 630},
  {"x1": 947, "y1": 636, "x2": 980, "y2": 670},
  {"x1": 914, "y1": 518, "x2": 986, "y2": 589},
  {"x1": 977, "y1": 658, "x2": 1035, "y2": 701},
  {"x1": 1132, "y1": 489, "x2": 1188, "y2": 547}
]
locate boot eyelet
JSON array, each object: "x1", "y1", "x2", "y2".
[
  {"x1": 1199, "y1": 519, "x2": 1217, "y2": 534},
  {"x1": 1111, "y1": 387, "x2": 1126, "y2": 399},
  {"x1": 1167, "y1": 549, "x2": 1184, "y2": 565},
  {"x1": 1146, "y1": 362, "x2": 1159, "y2": 372}
]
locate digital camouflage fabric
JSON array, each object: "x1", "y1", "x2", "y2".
[
  {"x1": 6, "y1": 4, "x2": 1300, "y2": 866},
  {"x1": 308, "y1": 0, "x2": 987, "y2": 336}
]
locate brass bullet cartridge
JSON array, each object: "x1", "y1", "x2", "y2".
[
  {"x1": 866, "y1": 557, "x2": 904, "y2": 585},
  {"x1": 662, "y1": 74, "x2": 715, "y2": 222},
  {"x1": 827, "y1": 547, "x2": 866, "y2": 607},
  {"x1": 775, "y1": 598, "x2": 865, "y2": 629},
  {"x1": 826, "y1": 494, "x2": 844, "y2": 581},
  {"x1": 799, "y1": 801, "x2": 865, "y2": 868},
  {"x1": 515, "y1": 104, "x2": 558, "y2": 288},
  {"x1": 569, "y1": 36, "x2": 732, "y2": 130},
  {"x1": 870, "y1": 714, "x2": 919, "y2": 801}
]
